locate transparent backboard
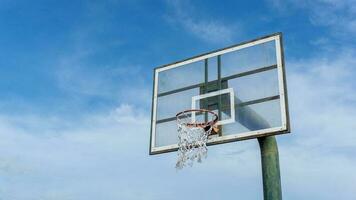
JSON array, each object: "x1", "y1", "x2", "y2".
[{"x1": 150, "y1": 33, "x2": 290, "y2": 155}]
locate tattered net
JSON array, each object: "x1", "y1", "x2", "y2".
[{"x1": 175, "y1": 109, "x2": 218, "y2": 169}]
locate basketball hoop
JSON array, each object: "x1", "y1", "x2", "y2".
[{"x1": 175, "y1": 109, "x2": 218, "y2": 169}]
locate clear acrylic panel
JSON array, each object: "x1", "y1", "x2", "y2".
[
  {"x1": 155, "y1": 120, "x2": 178, "y2": 146},
  {"x1": 228, "y1": 68, "x2": 279, "y2": 102},
  {"x1": 156, "y1": 88, "x2": 199, "y2": 120},
  {"x1": 158, "y1": 60, "x2": 204, "y2": 93},
  {"x1": 222, "y1": 99, "x2": 282, "y2": 135},
  {"x1": 208, "y1": 56, "x2": 218, "y2": 81},
  {"x1": 221, "y1": 40, "x2": 277, "y2": 77}
]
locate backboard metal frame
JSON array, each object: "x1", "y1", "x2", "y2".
[{"x1": 150, "y1": 32, "x2": 290, "y2": 155}]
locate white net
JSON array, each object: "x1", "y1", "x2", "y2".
[{"x1": 175, "y1": 110, "x2": 215, "y2": 169}]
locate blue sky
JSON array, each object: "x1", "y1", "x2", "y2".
[{"x1": 0, "y1": 0, "x2": 356, "y2": 199}]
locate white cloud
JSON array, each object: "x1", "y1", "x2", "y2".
[
  {"x1": 287, "y1": 48, "x2": 356, "y2": 147},
  {"x1": 54, "y1": 51, "x2": 151, "y2": 108},
  {"x1": 275, "y1": 48, "x2": 356, "y2": 199},
  {"x1": 280, "y1": 145, "x2": 356, "y2": 200},
  {"x1": 165, "y1": 0, "x2": 239, "y2": 44},
  {"x1": 0, "y1": 104, "x2": 266, "y2": 200},
  {"x1": 112, "y1": 103, "x2": 147, "y2": 124},
  {"x1": 0, "y1": 104, "x2": 155, "y2": 200},
  {"x1": 267, "y1": 0, "x2": 356, "y2": 35}
]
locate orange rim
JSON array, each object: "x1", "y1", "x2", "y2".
[{"x1": 176, "y1": 109, "x2": 219, "y2": 128}]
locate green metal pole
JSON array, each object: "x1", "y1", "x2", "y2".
[{"x1": 258, "y1": 136, "x2": 282, "y2": 200}]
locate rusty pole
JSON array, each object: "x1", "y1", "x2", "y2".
[{"x1": 258, "y1": 136, "x2": 282, "y2": 200}]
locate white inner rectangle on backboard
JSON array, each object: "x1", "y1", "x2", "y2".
[{"x1": 191, "y1": 88, "x2": 235, "y2": 125}]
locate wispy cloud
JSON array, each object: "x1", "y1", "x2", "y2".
[
  {"x1": 267, "y1": 0, "x2": 356, "y2": 36},
  {"x1": 0, "y1": 104, "x2": 154, "y2": 200},
  {"x1": 280, "y1": 145, "x2": 356, "y2": 200},
  {"x1": 275, "y1": 48, "x2": 356, "y2": 199},
  {"x1": 287, "y1": 48, "x2": 356, "y2": 148},
  {"x1": 0, "y1": 104, "x2": 265, "y2": 200},
  {"x1": 307, "y1": 0, "x2": 356, "y2": 34},
  {"x1": 54, "y1": 47, "x2": 151, "y2": 108},
  {"x1": 165, "y1": 0, "x2": 240, "y2": 44}
]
